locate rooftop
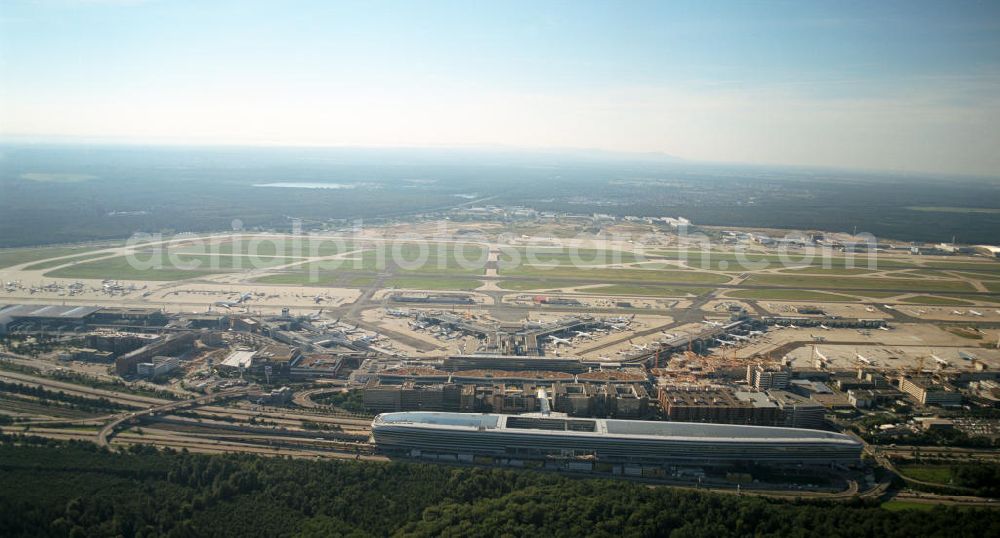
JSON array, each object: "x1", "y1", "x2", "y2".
[{"x1": 374, "y1": 411, "x2": 856, "y2": 443}]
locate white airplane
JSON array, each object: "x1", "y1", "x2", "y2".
[
  {"x1": 865, "y1": 306, "x2": 876, "y2": 312},
  {"x1": 855, "y1": 352, "x2": 875, "y2": 366},
  {"x1": 883, "y1": 305, "x2": 894, "y2": 310},
  {"x1": 731, "y1": 334, "x2": 751, "y2": 341},
  {"x1": 969, "y1": 310, "x2": 983, "y2": 317},
  {"x1": 716, "y1": 338, "x2": 737, "y2": 346},
  {"x1": 952, "y1": 310, "x2": 965, "y2": 315},
  {"x1": 931, "y1": 354, "x2": 950, "y2": 367},
  {"x1": 748, "y1": 330, "x2": 765, "y2": 336},
  {"x1": 702, "y1": 320, "x2": 724, "y2": 327},
  {"x1": 787, "y1": 324, "x2": 799, "y2": 329},
  {"x1": 629, "y1": 342, "x2": 649, "y2": 351},
  {"x1": 878, "y1": 325, "x2": 890, "y2": 331},
  {"x1": 818, "y1": 324, "x2": 830, "y2": 330},
  {"x1": 574, "y1": 331, "x2": 593, "y2": 338},
  {"x1": 386, "y1": 309, "x2": 408, "y2": 317},
  {"x1": 814, "y1": 348, "x2": 829, "y2": 363},
  {"x1": 547, "y1": 336, "x2": 572, "y2": 346}
]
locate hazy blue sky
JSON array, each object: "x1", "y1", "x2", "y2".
[{"x1": 2, "y1": 1, "x2": 999, "y2": 176}]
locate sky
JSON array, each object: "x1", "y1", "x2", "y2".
[{"x1": 1, "y1": 0, "x2": 999, "y2": 176}]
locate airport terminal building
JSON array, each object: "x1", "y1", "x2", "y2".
[{"x1": 372, "y1": 412, "x2": 862, "y2": 466}]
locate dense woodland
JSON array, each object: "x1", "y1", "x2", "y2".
[
  {"x1": 1, "y1": 436, "x2": 998, "y2": 537},
  {"x1": 2, "y1": 145, "x2": 1000, "y2": 247}
]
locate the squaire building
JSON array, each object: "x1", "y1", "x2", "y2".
[{"x1": 372, "y1": 412, "x2": 862, "y2": 464}]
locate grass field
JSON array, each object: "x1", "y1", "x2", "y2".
[
  {"x1": 726, "y1": 289, "x2": 859, "y2": 301},
  {"x1": 899, "y1": 295, "x2": 975, "y2": 305},
  {"x1": 499, "y1": 248, "x2": 638, "y2": 267},
  {"x1": 948, "y1": 269, "x2": 1000, "y2": 279},
  {"x1": 651, "y1": 250, "x2": 927, "y2": 271},
  {"x1": 365, "y1": 244, "x2": 487, "y2": 275},
  {"x1": 347, "y1": 276, "x2": 376, "y2": 287},
  {"x1": 497, "y1": 280, "x2": 592, "y2": 291},
  {"x1": 22, "y1": 252, "x2": 116, "y2": 270},
  {"x1": 776, "y1": 266, "x2": 879, "y2": 275},
  {"x1": 385, "y1": 277, "x2": 481, "y2": 291},
  {"x1": 503, "y1": 265, "x2": 731, "y2": 285},
  {"x1": 0, "y1": 244, "x2": 117, "y2": 269},
  {"x1": 46, "y1": 254, "x2": 302, "y2": 281},
  {"x1": 921, "y1": 260, "x2": 1000, "y2": 272},
  {"x1": 849, "y1": 291, "x2": 904, "y2": 299},
  {"x1": 985, "y1": 281, "x2": 1000, "y2": 293},
  {"x1": 897, "y1": 464, "x2": 954, "y2": 484},
  {"x1": 171, "y1": 237, "x2": 357, "y2": 257},
  {"x1": 586, "y1": 285, "x2": 712, "y2": 297},
  {"x1": 260, "y1": 245, "x2": 488, "y2": 276},
  {"x1": 747, "y1": 274, "x2": 976, "y2": 293}
]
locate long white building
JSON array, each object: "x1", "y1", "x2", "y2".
[{"x1": 372, "y1": 412, "x2": 862, "y2": 464}]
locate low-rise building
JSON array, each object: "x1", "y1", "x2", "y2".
[
  {"x1": 659, "y1": 386, "x2": 780, "y2": 426},
  {"x1": 747, "y1": 362, "x2": 790, "y2": 390},
  {"x1": 362, "y1": 379, "x2": 475, "y2": 413},
  {"x1": 899, "y1": 377, "x2": 963, "y2": 406},
  {"x1": 766, "y1": 390, "x2": 825, "y2": 429},
  {"x1": 136, "y1": 355, "x2": 179, "y2": 378}
]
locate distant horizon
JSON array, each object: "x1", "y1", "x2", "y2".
[{"x1": 2, "y1": 136, "x2": 999, "y2": 181}]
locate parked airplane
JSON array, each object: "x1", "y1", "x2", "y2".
[
  {"x1": 952, "y1": 310, "x2": 965, "y2": 315},
  {"x1": 931, "y1": 354, "x2": 950, "y2": 367},
  {"x1": 818, "y1": 324, "x2": 830, "y2": 330},
  {"x1": 855, "y1": 352, "x2": 875, "y2": 366},
  {"x1": 702, "y1": 320, "x2": 723, "y2": 327},
  {"x1": 813, "y1": 347, "x2": 829, "y2": 367},
  {"x1": 878, "y1": 325, "x2": 891, "y2": 331},
  {"x1": 731, "y1": 334, "x2": 751, "y2": 341},
  {"x1": 969, "y1": 310, "x2": 983, "y2": 317},
  {"x1": 574, "y1": 331, "x2": 593, "y2": 338},
  {"x1": 547, "y1": 336, "x2": 572, "y2": 346}
]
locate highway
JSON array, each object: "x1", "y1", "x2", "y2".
[{"x1": 95, "y1": 388, "x2": 251, "y2": 447}]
